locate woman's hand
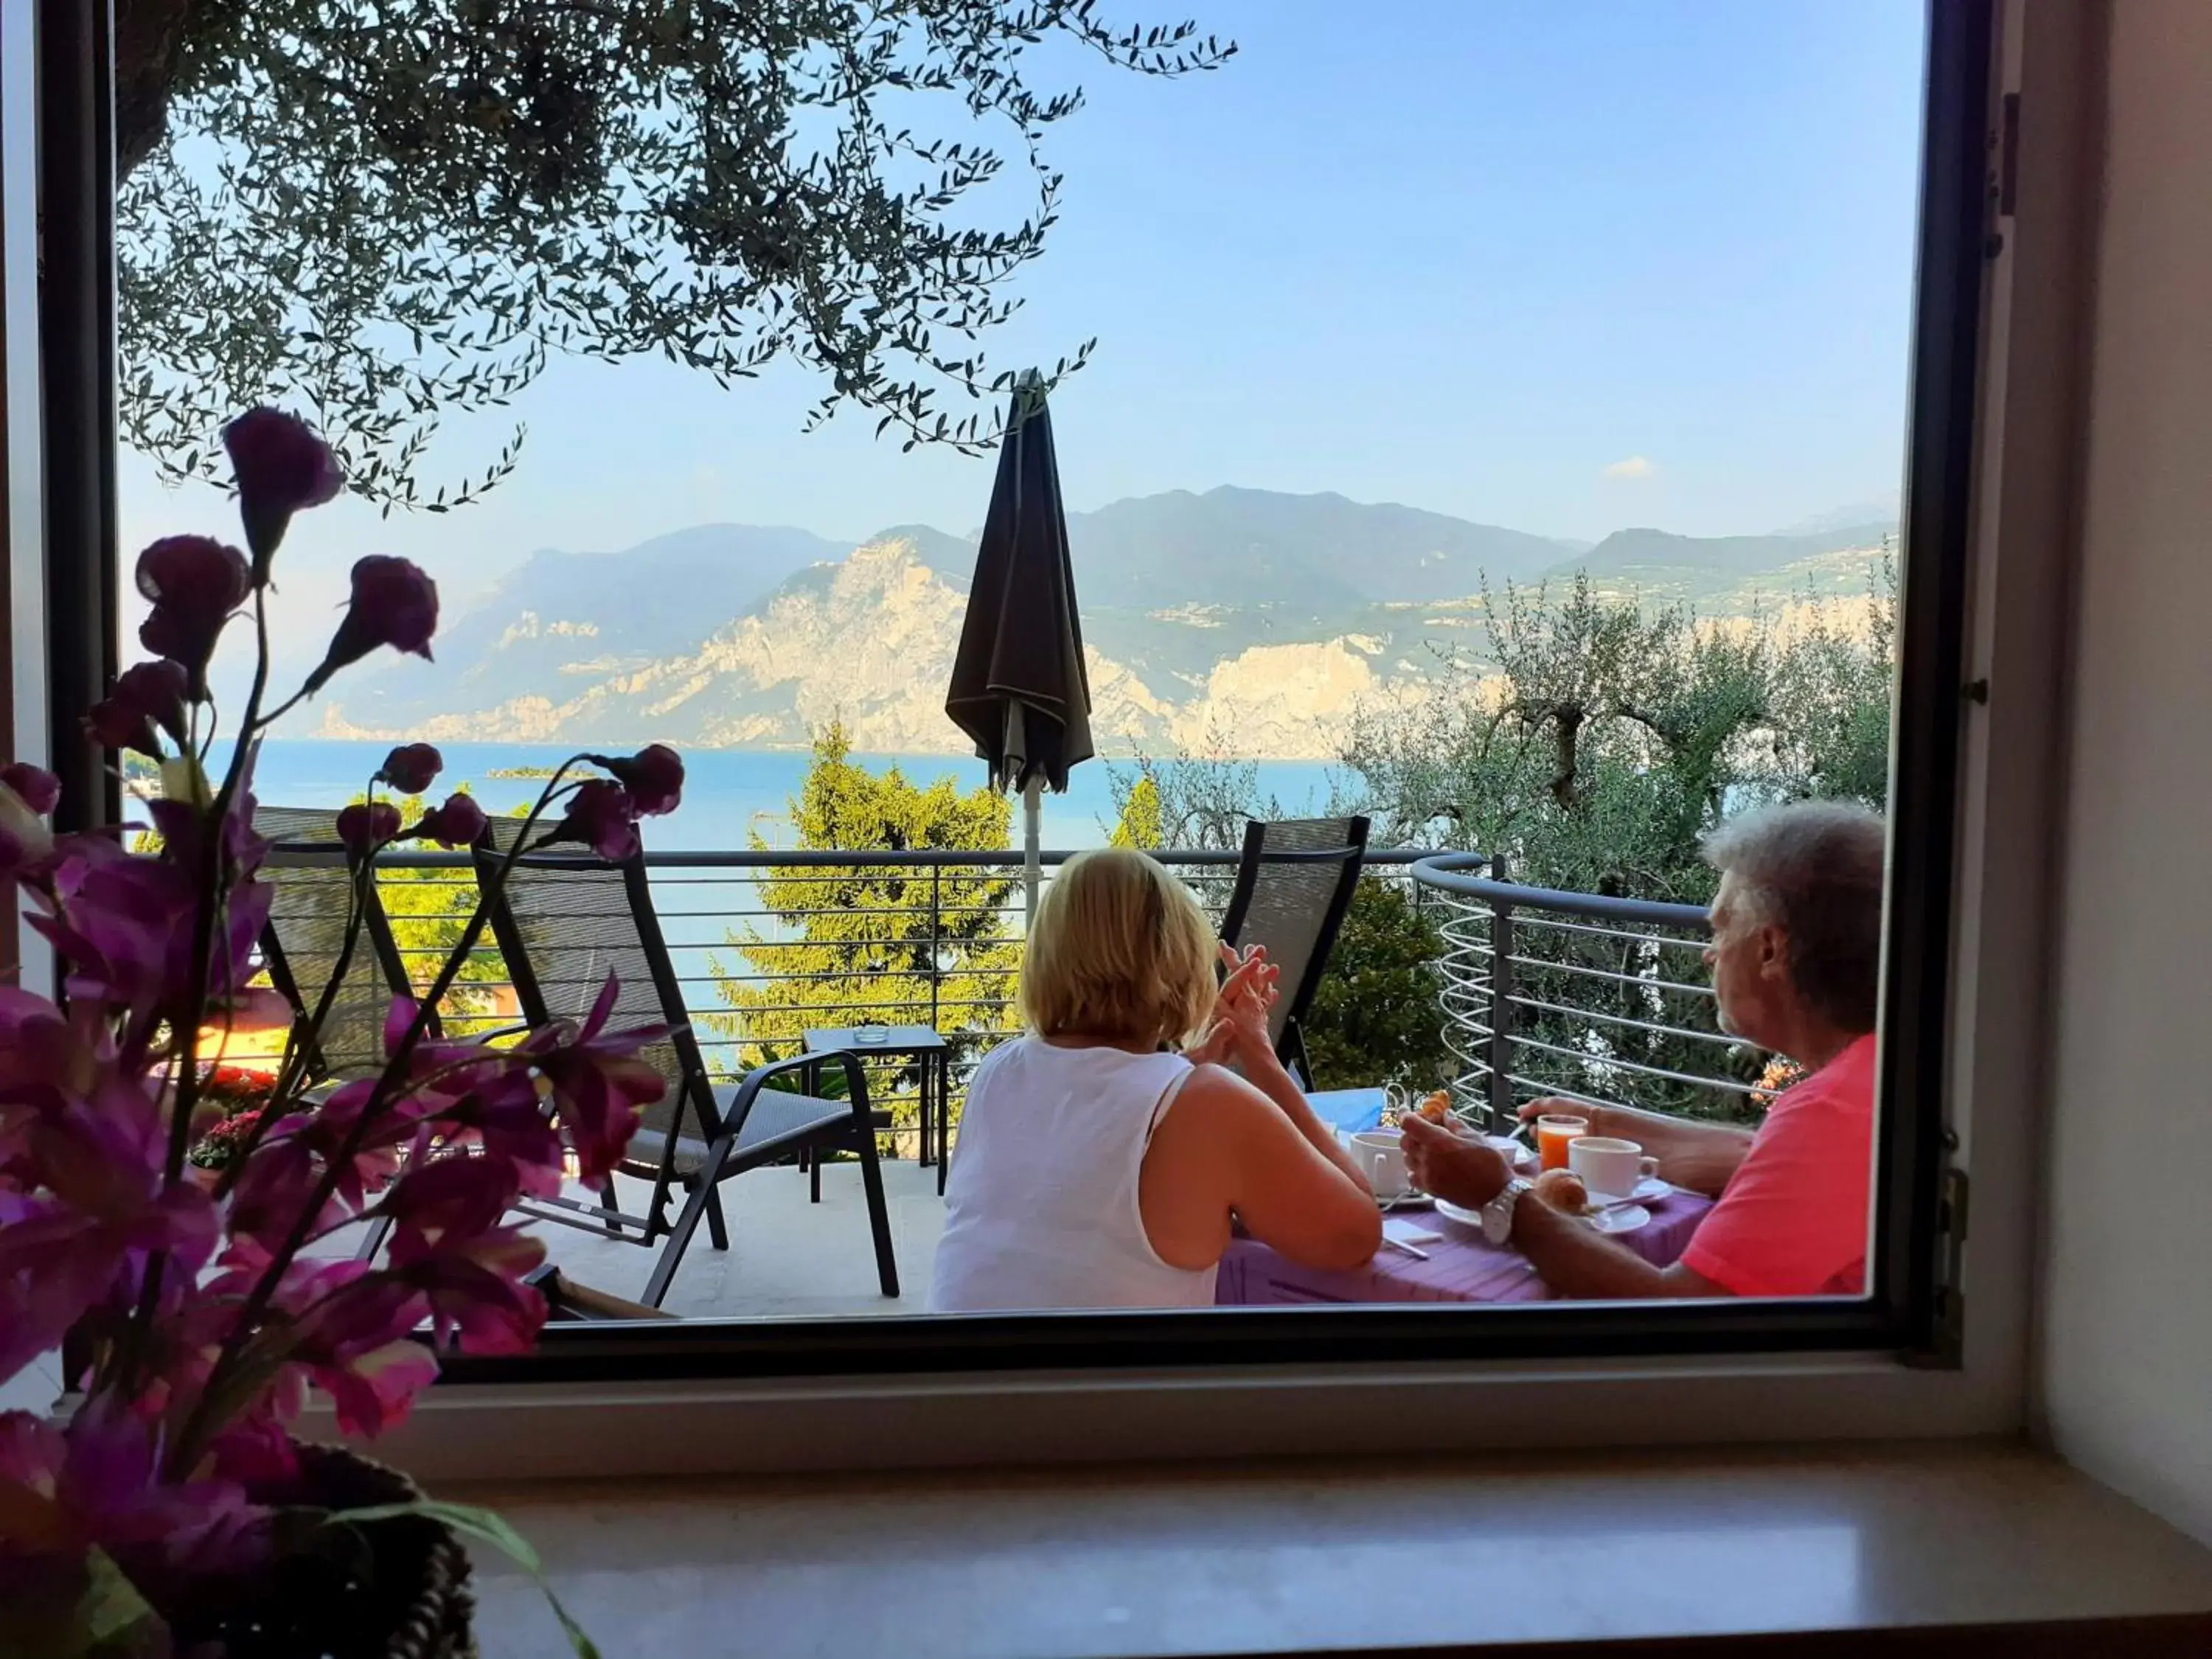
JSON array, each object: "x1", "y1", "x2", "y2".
[{"x1": 1186, "y1": 943, "x2": 1278, "y2": 1069}]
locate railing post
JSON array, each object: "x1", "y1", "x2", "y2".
[
  {"x1": 929, "y1": 864, "x2": 942, "y2": 1033},
  {"x1": 1486, "y1": 852, "x2": 1514, "y2": 1131}
]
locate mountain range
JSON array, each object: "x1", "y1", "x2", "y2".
[{"x1": 316, "y1": 486, "x2": 1896, "y2": 760}]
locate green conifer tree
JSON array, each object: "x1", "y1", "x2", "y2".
[{"x1": 707, "y1": 724, "x2": 1018, "y2": 1147}]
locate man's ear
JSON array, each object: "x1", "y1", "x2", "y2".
[{"x1": 1756, "y1": 923, "x2": 1790, "y2": 981}]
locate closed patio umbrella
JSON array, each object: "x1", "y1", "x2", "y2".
[{"x1": 945, "y1": 374, "x2": 1093, "y2": 925}]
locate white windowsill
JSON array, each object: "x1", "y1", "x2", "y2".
[{"x1": 451, "y1": 1439, "x2": 2212, "y2": 1658}]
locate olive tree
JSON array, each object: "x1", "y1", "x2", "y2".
[{"x1": 113, "y1": 0, "x2": 1233, "y2": 509}]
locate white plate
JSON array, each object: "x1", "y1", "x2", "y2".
[
  {"x1": 1433, "y1": 1197, "x2": 1484, "y2": 1229},
  {"x1": 1437, "y1": 1194, "x2": 1654, "y2": 1234},
  {"x1": 1585, "y1": 1175, "x2": 1671, "y2": 1207}
]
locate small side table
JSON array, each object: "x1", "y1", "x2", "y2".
[{"x1": 802, "y1": 1025, "x2": 953, "y2": 1194}]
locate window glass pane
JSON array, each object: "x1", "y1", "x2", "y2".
[{"x1": 6, "y1": 0, "x2": 1955, "y2": 1419}]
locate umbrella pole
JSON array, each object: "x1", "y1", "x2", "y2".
[{"x1": 1023, "y1": 777, "x2": 1042, "y2": 931}]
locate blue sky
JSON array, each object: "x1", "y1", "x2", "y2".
[{"x1": 120, "y1": 0, "x2": 1926, "y2": 618}]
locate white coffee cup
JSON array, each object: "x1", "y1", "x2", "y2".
[
  {"x1": 1351, "y1": 1130, "x2": 1413, "y2": 1199},
  {"x1": 1569, "y1": 1135, "x2": 1659, "y2": 1201}
]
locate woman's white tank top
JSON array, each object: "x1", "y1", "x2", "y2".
[{"x1": 928, "y1": 1036, "x2": 1213, "y2": 1312}]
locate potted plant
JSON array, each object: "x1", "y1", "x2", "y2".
[{"x1": 0, "y1": 409, "x2": 681, "y2": 1656}]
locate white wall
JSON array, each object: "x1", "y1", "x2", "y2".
[{"x1": 2038, "y1": 0, "x2": 2212, "y2": 1547}]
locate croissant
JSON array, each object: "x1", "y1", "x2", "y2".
[{"x1": 1531, "y1": 1169, "x2": 1589, "y2": 1213}]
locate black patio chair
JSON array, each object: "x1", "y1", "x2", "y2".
[
  {"x1": 471, "y1": 820, "x2": 900, "y2": 1308},
  {"x1": 1216, "y1": 815, "x2": 1371, "y2": 1088},
  {"x1": 253, "y1": 805, "x2": 419, "y2": 1080}
]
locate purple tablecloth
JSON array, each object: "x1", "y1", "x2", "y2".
[{"x1": 1216, "y1": 1188, "x2": 1714, "y2": 1305}]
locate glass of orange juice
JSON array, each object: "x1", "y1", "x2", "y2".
[{"x1": 1537, "y1": 1114, "x2": 1590, "y2": 1171}]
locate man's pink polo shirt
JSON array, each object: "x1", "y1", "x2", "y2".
[{"x1": 1679, "y1": 1033, "x2": 1877, "y2": 1298}]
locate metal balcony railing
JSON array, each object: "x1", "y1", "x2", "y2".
[
  {"x1": 273, "y1": 846, "x2": 1437, "y2": 1158},
  {"x1": 263, "y1": 844, "x2": 1760, "y2": 1161},
  {"x1": 1409, "y1": 852, "x2": 1761, "y2": 1130}
]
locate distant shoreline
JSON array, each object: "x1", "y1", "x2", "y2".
[{"x1": 299, "y1": 738, "x2": 1343, "y2": 768}]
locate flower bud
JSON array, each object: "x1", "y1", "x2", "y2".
[
  {"x1": 223, "y1": 406, "x2": 345, "y2": 576},
  {"x1": 378, "y1": 742, "x2": 444, "y2": 796},
  {"x1": 305, "y1": 557, "x2": 439, "y2": 694}
]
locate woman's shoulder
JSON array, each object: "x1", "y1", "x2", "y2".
[
  {"x1": 1160, "y1": 1061, "x2": 1267, "y2": 1129},
  {"x1": 969, "y1": 1035, "x2": 1031, "y2": 1082}
]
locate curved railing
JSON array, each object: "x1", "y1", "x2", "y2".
[
  {"x1": 262, "y1": 838, "x2": 1764, "y2": 1148},
  {"x1": 1411, "y1": 852, "x2": 1764, "y2": 1130}
]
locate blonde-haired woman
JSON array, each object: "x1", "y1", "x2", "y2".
[{"x1": 928, "y1": 848, "x2": 1382, "y2": 1312}]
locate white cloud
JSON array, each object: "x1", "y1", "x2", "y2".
[{"x1": 1602, "y1": 455, "x2": 1658, "y2": 480}]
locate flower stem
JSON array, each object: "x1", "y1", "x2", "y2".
[{"x1": 171, "y1": 761, "x2": 582, "y2": 1475}]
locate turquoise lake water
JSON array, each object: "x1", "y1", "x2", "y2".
[{"x1": 248, "y1": 740, "x2": 1348, "y2": 853}]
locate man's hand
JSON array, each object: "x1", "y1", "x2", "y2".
[
  {"x1": 1398, "y1": 1113, "x2": 1512, "y2": 1208},
  {"x1": 1516, "y1": 1095, "x2": 1611, "y2": 1138}
]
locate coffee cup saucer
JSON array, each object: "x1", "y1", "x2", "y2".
[
  {"x1": 1587, "y1": 1203, "x2": 1652, "y2": 1234},
  {"x1": 1577, "y1": 1175, "x2": 1670, "y2": 1208}
]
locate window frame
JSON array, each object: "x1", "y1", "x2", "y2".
[{"x1": 11, "y1": 0, "x2": 2089, "y2": 1478}]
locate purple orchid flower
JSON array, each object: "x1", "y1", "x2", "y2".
[
  {"x1": 0, "y1": 1397, "x2": 270, "y2": 1605},
  {"x1": 312, "y1": 1339, "x2": 442, "y2": 1439},
  {"x1": 525, "y1": 975, "x2": 667, "y2": 1184},
  {"x1": 387, "y1": 1226, "x2": 547, "y2": 1355},
  {"x1": 0, "y1": 1091, "x2": 218, "y2": 1385},
  {"x1": 1, "y1": 763, "x2": 60, "y2": 817},
  {"x1": 335, "y1": 800, "x2": 402, "y2": 856},
  {"x1": 0, "y1": 768, "x2": 58, "y2": 881},
  {"x1": 591, "y1": 744, "x2": 685, "y2": 818},
  {"x1": 135, "y1": 536, "x2": 252, "y2": 697},
  {"x1": 414, "y1": 791, "x2": 487, "y2": 849},
  {"x1": 551, "y1": 778, "x2": 641, "y2": 863},
  {"x1": 85, "y1": 661, "x2": 191, "y2": 760},
  {"x1": 29, "y1": 838, "x2": 271, "y2": 1037},
  {"x1": 377, "y1": 1152, "x2": 520, "y2": 1248}
]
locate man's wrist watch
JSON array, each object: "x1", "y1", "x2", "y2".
[{"x1": 1481, "y1": 1176, "x2": 1533, "y2": 1246}]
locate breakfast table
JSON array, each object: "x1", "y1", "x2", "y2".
[
  {"x1": 1219, "y1": 1087, "x2": 1716, "y2": 1305},
  {"x1": 1215, "y1": 1186, "x2": 1714, "y2": 1306}
]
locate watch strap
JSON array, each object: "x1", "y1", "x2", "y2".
[{"x1": 1482, "y1": 1176, "x2": 1533, "y2": 1245}]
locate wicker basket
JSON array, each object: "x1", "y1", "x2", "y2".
[{"x1": 170, "y1": 1443, "x2": 477, "y2": 1659}]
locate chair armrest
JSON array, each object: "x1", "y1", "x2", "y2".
[{"x1": 720, "y1": 1051, "x2": 874, "y2": 1136}]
